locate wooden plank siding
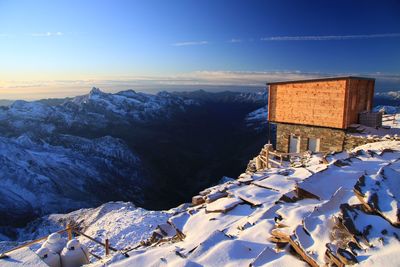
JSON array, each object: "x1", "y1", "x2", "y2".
[
  {"x1": 344, "y1": 79, "x2": 375, "y2": 128},
  {"x1": 268, "y1": 77, "x2": 375, "y2": 129}
]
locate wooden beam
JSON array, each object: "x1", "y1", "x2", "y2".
[
  {"x1": 105, "y1": 239, "x2": 110, "y2": 256},
  {"x1": 74, "y1": 230, "x2": 118, "y2": 252},
  {"x1": 0, "y1": 228, "x2": 69, "y2": 257},
  {"x1": 67, "y1": 224, "x2": 73, "y2": 240},
  {"x1": 268, "y1": 158, "x2": 282, "y2": 167}
]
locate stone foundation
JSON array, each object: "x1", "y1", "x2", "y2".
[
  {"x1": 343, "y1": 135, "x2": 400, "y2": 151},
  {"x1": 275, "y1": 123, "x2": 346, "y2": 153}
]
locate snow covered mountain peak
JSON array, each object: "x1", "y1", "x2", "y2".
[{"x1": 89, "y1": 87, "x2": 105, "y2": 96}]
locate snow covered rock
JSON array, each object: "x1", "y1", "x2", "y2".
[
  {"x1": 373, "y1": 105, "x2": 398, "y2": 114},
  {"x1": 36, "y1": 247, "x2": 61, "y2": 267},
  {"x1": 60, "y1": 239, "x2": 89, "y2": 267},
  {"x1": 354, "y1": 166, "x2": 400, "y2": 226},
  {"x1": 41, "y1": 233, "x2": 67, "y2": 254},
  {"x1": 6, "y1": 141, "x2": 400, "y2": 266},
  {"x1": 86, "y1": 141, "x2": 400, "y2": 267}
]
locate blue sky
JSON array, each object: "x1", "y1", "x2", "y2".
[{"x1": 0, "y1": 0, "x2": 399, "y2": 99}]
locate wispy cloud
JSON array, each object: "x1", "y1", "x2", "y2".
[
  {"x1": 30, "y1": 32, "x2": 63, "y2": 37},
  {"x1": 261, "y1": 33, "x2": 400, "y2": 41},
  {"x1": 228, "y1": 38, "x2": 243, "y2": 43},
  {"x1": 172, "y1": 41, "x2": 208, "y2": 46}
]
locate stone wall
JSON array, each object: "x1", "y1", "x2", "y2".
[
  {"x1": 275, "y1": 123, "x2": 346, "y2": 153},
  {"x1": 343, "y1": 134, "x2": 400, "y2": 151}
]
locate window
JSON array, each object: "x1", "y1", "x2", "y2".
[
  {"x1": 308, "y1": 138, "x2": 320, "y2": 152},
  {"x1": 289, "y1": 135, "x2": 300, "y2": 153}
]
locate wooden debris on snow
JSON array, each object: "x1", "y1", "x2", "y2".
[
  {"x1": 141, "y1": 222, "x2": 183, "y2": 246},
  {"x1": 192, "y1": 195, "x2": 205, "y2": 206}
]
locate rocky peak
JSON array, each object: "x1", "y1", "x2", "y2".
[{"x1": 89, "y1": 87, "x2": 105, "y2": 97}]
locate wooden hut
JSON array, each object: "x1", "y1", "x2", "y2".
[{"x1": 267, "y1": 76, "x2": 375, "y2": 153}]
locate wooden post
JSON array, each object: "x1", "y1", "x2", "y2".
[
  {"x1": 67, "y1": 224, "x2": 73, "y2": 240},
  {"x1": 105, "y1": 239, "x2": 110, "y2": 256},
  {"x1": 266, "y1": 148, "x2": 270, "y2": 169},
  {"x1": 255, "y1": 156, "x2": 263, "y2": 170}
]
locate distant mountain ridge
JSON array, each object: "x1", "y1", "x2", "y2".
[
  {"x1": 0, "y1": 88, "x2": 268, "y2": 234},
  {"x1": 0, "y1": 100, "x2": 14, "y2": 107}
]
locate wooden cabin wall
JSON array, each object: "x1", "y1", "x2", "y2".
[
  {"x1": 344, "y1": 79, "x2": 375, "y2": 127},
  {"x1": 268, "y1": 80, "x2": 347, "y2": 129}
]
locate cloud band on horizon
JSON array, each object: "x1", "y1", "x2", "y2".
[{"x1": 1, "y1": 71, "x2": 400, "y2": 100}]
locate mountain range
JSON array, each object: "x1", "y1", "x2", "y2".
[
  {"x1": 0, "y1": 88, "x2": 268, "y2": 234},
  {"x1": 2, "y1": 87, "x2": 399, "y2": 237}
]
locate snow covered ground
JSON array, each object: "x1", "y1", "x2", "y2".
[
  {"x1": 0, "y1": 202, "x2": 172, "y2": 260},
  {"x1": 2, "y1": 141, "x2": 400, "y2": 266},
  {"x1": 347, "y1": 113, "x2": 400, "y2": 138},
  {"x1": 4, "y1": 140, "x2": 397, "y2": 266},
  {"x1": 94, "y1": 140, "x2": 397, "y2": 267}
]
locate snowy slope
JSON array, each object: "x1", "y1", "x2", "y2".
[
  {"x1": 0, "y1": 134, "x2": 145, "y2": 228},
  {"x1": 0, "y1": 202, "x2": 172, "y2": 258},
  {"x1": 245, "y1": 106, "x2": 268, "y2": 130},
  {"x1": 373, "y1": 105, "x2": 399, "y2": 114},
  {"x1": 2, "y1": 141, "x2": 400, "y2": 266},
  {"x1": 78, "y1": 140, "x2": 399, "y2": 267},
  {"x1": 0, "y1": 88, "x2": 198, "y2": 228}
]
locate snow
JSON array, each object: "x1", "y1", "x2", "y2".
[
  {"x1": 347, "y1": 113, "x2": 400, "y2": 138},
  {"x1": 251, "y1": 246, "x2": 308, "y2": 267},
  {"x1": 245, "y1": 106, "x2": 268, "y2": 130},
  {"x1": 0, "y1": 134, "x2": 145, "y2": 227},
  {"x1": 229, "y1": 184, "x2": 281, "y2": 206},
  {"x1": 0, "y1": 247, "x2": 48, "y2": 267},
  {"x1": 252, "y1": 170, "x2": 311, "y2": 194},
  {"x1": 0, "y1": 201, "x2": 170, "y2": 266},
  {"x1": 6, "y1": 140, "x2": 400, "y2": 266},
  {"x1": 354, "y1": 166, "x2": 400, "y2": 225},
  {"x1": 275, "y1": 199, "x2": 321, "y2": 231},
  {"x1": 0, "y1": 87, "x2": 199, "y2": 138},
  {"x1": 294, "y1": 188, "x2": 355, "y2": 265},
  {"x1": 373, "y1": 105, "x2": 398, "y2": 114},
  {"x1": 97, "y1": 140, "x2": 400, "y2": 267},
  {"x1": 358, "y1": 242, "x2": 400, "y2": 266},
  {"x1": 205, "y1": 197, "x2": 243, "y2": 213},
  {"x1": 297, "y1": 166, "x2": 364, "y2": 200}
]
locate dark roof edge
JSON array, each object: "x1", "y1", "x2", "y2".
[
  {"x1": 266, "y1": 76, "x2": 375, "y2": 85},
  {"x1": 269, "y1": 121, "x2": 347, "y2": 130}
]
